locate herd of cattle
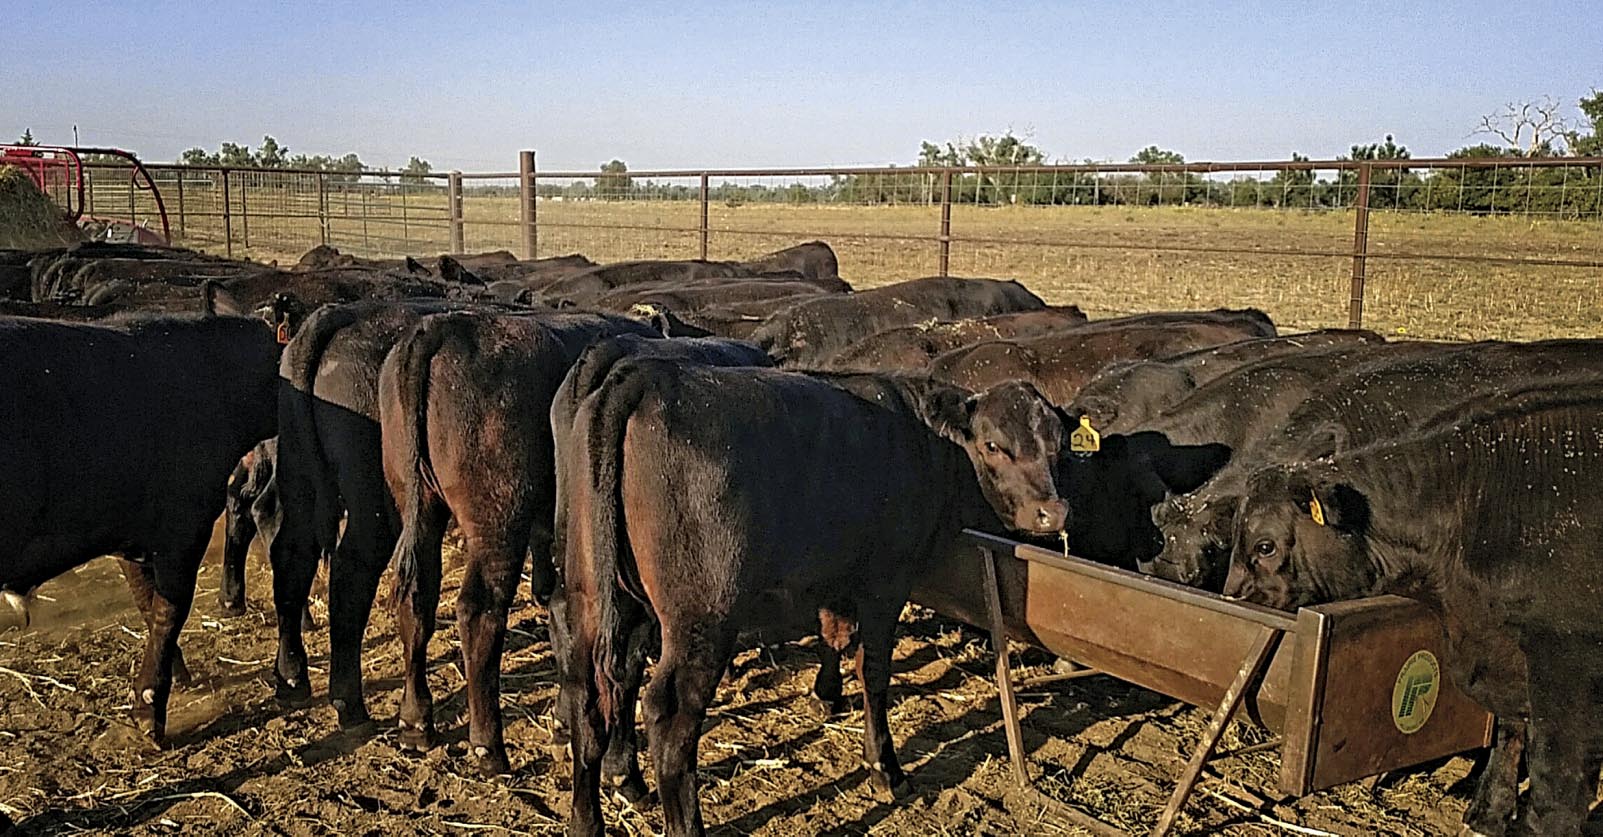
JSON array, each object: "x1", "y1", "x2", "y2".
[{"x1": 1, "y1": 238, "x2": 1600, "y2": 835}]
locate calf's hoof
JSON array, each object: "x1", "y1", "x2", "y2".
[
  {"x1": 814, "y1": 694, "x2": 850, "y2": 717},
  {"x1": 548, "y1": 720, "x2": 571, "y2": 748},
  {"x1": 471, "y1": 745, "x2": 513, "y2": 777},
  {"x1": 608, "y1": 773, "x2": 652, "y2": 808},
  {"x1": 397, "y1": 718, "x2": 438, "y2": 752},
  {"x1": 868, "y1": 769, "x2": 913, "y2": 803},
  {"x1": 171, "y1": 655, "x2": 194, "y2": 687},
  {"x1": 130, "y1": 692, "x2": 167, "y2": 746},
  {"x1": 332, "y1": 698, "x2": 374, "y2": 733},
  {"x1": 274, "y1": 672, "x2": 312, "y2": 705}
]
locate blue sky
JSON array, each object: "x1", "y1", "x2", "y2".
[{"x1": 6, "y1": 1, "x2": 1601, "y2": 171}]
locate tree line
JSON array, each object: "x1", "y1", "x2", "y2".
[
  {"x1": 559, "y1": 90, "x2": 1602, "y2": 217},
  {"x1": 175, "y1": 136, "x2": 434, "y2": 184}
]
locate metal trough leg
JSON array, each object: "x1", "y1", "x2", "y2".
[
  {"x1": 1152, "y1": 625, "x2": 1283, "y2": 837},
  {"x1": 981, "y1": 545, "x2": 1030, "y2": 786}
]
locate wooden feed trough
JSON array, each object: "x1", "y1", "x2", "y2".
[{"x1": 908, "y1": 530, "x2": 1494, "y2": 836}]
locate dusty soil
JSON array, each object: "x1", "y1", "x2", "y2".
[{"x1": 0, "y1": 524, "x2": 1486, "y2": 836}]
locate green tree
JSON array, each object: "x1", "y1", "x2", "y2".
[
  {"x1": 1128, "y1": 146, "x2": 1197, "y2": 205},
  {"x1": 1269, "y1": 152, "x2": 1316, "y2": 208},
  {"x1": 217, "y1": 142, "x2": 254, "y2": 168},
  {"x1": 16, "y1": 128, "x2": 38, "y2": 146},
  {"x1": 597, "y1": 159, "x2": 631, "y2": 199},
  {"x1": 1130, "y1": 145, "x2": 1185, "y2": 166},
  {"x1": 256, "y1": 135, "x2": 289, "y2": 168},
  {"x1": 1340, "y1": 134, "x2": 1417, "y2": 208},
  {"x1": 1568, "y1": 89, "x2": 1603, "y2": 156},
  {"x1": 180, "y1": 147, "x2": 217, "y2": 166},
  {"x1": 400, "y1": 156, "x2": 433, "y2": 184}
]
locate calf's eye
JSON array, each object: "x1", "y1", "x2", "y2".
[
  {"x1": 1253, "y1": 540, "x2": 1277, "y2": 559},
  {"x1": 984, "y1": 441, "x2": 1000, "y2": 454}
]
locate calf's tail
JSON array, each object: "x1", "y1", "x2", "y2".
[
  {"x1": 385, "y1": 317, "x2": 454, "y2": 619},
  {"x1": 573, "y1": 370, "x2": 653, "y2": 727}
]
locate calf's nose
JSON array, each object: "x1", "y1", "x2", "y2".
[{"x1": 1031, "y1": 500, "x2": 1068, "y2": 533}]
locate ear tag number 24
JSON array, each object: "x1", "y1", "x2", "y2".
[{"x1": 1069, "y1": 415, "x2": 1100, "y2": 457}]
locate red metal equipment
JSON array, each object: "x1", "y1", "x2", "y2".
[{"x1": 0, "y1": 145, "x2": 171, "y2": 245}]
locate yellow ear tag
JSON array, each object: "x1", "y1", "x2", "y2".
[
  {"x1": 1069, "y1": 415, "x2": 1101, "y2": 455},
  {"x1": 1309, "y1": 492, "x2": 1326, "y2": 526}
]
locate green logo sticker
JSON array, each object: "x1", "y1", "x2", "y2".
[{"x1": 1391, "y1": 650, "x2": 1440, "y2": 734}]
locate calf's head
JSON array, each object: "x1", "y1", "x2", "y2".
[
  {"x1": 1144, "y1": 488, "x2": 1237, "y2": 590},
  {"x1": 1225, "y1": 463, "x2": 1373, "y2": 610},
  {"x1": 927, "y1": 381, "x2": 1068, "y2": 535}
]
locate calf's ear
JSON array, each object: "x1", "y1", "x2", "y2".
[
  {"x1": 201, "y1": 280, "x2": 246, "y2": 317},
  {"x1": 1312, "y1": 481, "x2": 1369, "y2": 533},
  {"x1": 923, "y1": 386, "x2": 976, "y2": 443}
]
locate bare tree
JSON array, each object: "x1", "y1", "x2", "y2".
[{"x1": 1475, "y1": 96, "x2": 1572, "y2": 155}]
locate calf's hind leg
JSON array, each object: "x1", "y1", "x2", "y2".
[
  {"x1": 1515, "y1": 639, "x2": 1603, "y2": 835},
  {"x1": 121, "y1": 558, "x2": 191, "y2": 685},
  {"x1": 392, "y1": 499, "x2": 446, "y2": 749},
  {"x1": 646, "y1": 624, "x2": 737, "y2": 837},
  {"x1": 856, "y1": 599, "x2": 911, "y2": 801},
  {"x1": 128, "y1": 522, "x2": 211, "y2": 745},
  {"x1": 455, "y1": 529, "x2": 528, "y2": 775}
]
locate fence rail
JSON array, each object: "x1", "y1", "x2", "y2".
[{"x1": 76, "y1": 152, "x2": 1603, "y2": 341}]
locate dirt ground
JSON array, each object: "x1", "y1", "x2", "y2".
[{"x1": 0, "y1": 524, "x2": 1486, "y2": 836}]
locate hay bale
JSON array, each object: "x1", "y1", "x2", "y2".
[{"x1": 0, "y1": 166, "x2": 82, "y2": 250}]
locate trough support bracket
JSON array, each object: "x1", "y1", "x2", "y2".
[
  {"x1": 976, "y1": 540, "x2": 1285, "y2": 837},
  {"x1": 980, "y1": 545, "x2": 1030, "y2": 785},
  {"x1": 1152, "y1": 625, "x2": 1283, "y2": 837}
]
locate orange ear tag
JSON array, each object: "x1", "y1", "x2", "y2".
[
  {"x1": 276, "y1": 321, "x2": 291, "y2": 345},
  {"x1": 1309, "y1": 492, "x2": 1326, "y2": 526}
]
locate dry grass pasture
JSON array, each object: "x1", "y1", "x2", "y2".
[{"x1": 162, "y1": 190, "x2": 1603, "y2": 342}]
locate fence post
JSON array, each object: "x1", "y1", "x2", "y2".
[
  {"x1": 317, "y1": 173, "x2": 329, "y2": 246},
  {"x1": 174, "y1": 170, "x2": 186, "y2": 241},
  {"x1": 240, "y1": 172, "x2": 250, "y2": 250},
  {"x1": 220, "y1": 168, "x2": 234, "y2": 258},
  {"x1": 699, "y1": 173, "x2": 710, "y2": 260},
  {"x1": 938, "y1": 169, "x2": 953, "y2": 277},
  {"x1": 1348, "y1": 163, "x2": 1372, "y2": 329},
  {"x1": 448, "y1": 171, "x2": 465, "y2": 254},
  {"x1": 519, "y1": 150, "x2": 538, "y2": 259}
]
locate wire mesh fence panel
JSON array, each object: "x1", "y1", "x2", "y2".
[
  {"x1": 533, "y1": 173, "x2": 703, "y2": 262},
  {"x1": 320, "y1": 175, "x2": 451, "y2": 261},
  {"x1": 69, "y1": 154, "x2": 1603, "y2": 340},
  {"x1": 1351, "y1": 159, "x2": 1603, "y2": 340},
  {"x1": 83, "y1": 164, "x2": 180, "y2": 245},
  {"x1": 697, "y1": 173, "x2": 940, "y2": 283},
  {"x1": 457, "y1": 174, "x2": 524, "y2": 255}
]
